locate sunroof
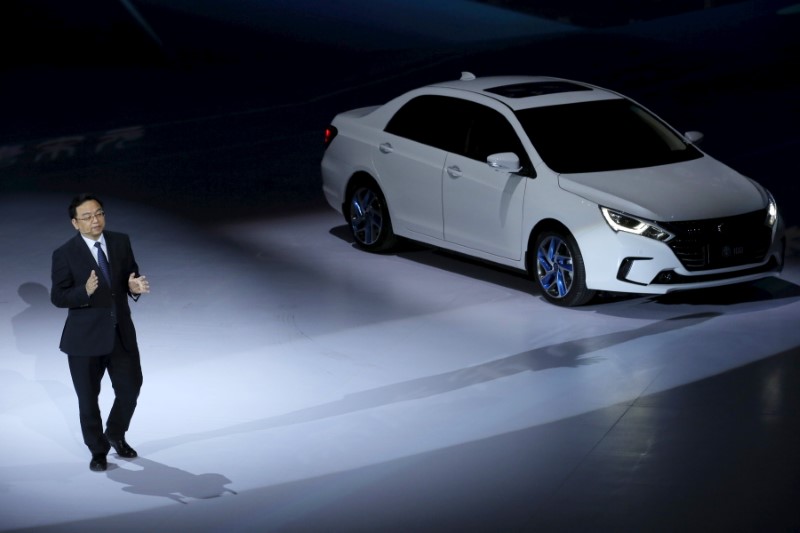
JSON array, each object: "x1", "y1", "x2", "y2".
[{"x1": 485, "y1": 81, "x2": 592, "y2": 98}]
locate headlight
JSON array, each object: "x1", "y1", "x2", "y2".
[
  {"x1": 601, "y1": 207, "x2": 674, "y2": 242},
  {"x1": 766, "y1": 191, "x2": 777, "y2": 227}
]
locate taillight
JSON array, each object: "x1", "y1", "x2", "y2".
[{"x1": 323, "y1": 125, "x2": 338, "y2": 148}]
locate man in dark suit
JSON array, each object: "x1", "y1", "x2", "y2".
[{"x1": 51, "y1": 193, "x2": 150, "y2": 472}]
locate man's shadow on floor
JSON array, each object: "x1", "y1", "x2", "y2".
[{"x1": 105, "y1": 457, "x2": 236, "y2": 504}]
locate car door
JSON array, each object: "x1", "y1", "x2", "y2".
[
  {"x1": 442, "y1": 101, "x2": 529, "y2": 260},
  {"x1": 374, "y1": 95, "x2": 469, "y2": 241}
]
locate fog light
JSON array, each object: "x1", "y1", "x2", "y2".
[{"x1": 654, "y1": 270, "x2": 674, "y2": 283}]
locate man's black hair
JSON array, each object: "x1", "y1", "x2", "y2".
[{"x1": 69, "y1": 194, "x2": 104, "y2": 220}]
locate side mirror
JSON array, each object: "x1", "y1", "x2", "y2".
[
  {"x1": 487, "y1": 152, "x2": 523, "y2": 173},
  {"x1": 684, "y1": 131, "x2": 704, "y2": 144}
]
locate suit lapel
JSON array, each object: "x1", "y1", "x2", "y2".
[{"x1": 71, "y1": 233, "x2": 96, "y2": 272}]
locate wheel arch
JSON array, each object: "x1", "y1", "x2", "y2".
[
  {"x1": 342, "y1": 171, "x2": 380, "y2": 222},
  {"x1": 526, "y1": 218, "x2": 596, "y2": 306},
  {"x1": 344, "y1": 172, "x2": 397, "y2": 252},
  {"x1": 525, "y1": 218, "x2": 572, "y2": 273}
]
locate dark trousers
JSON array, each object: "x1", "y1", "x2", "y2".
[{"x1": 67, "y1": 328, "x2": 143, "y2": 454}]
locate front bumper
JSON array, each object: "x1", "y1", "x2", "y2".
[{"x1": 577, "y1": 214, "x2": 785, "y2": 295}]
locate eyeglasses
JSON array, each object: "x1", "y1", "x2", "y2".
[{"x1": 75, "y1": 210, "x2": 105, "y2": 222}]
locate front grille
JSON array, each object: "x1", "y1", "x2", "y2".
[{"x1": 660, "y1": 209, "x2": 772, "y2": 271}]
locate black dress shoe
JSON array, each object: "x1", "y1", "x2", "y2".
[
  {"x1": 105, "y1": 433, "x2": 138, "y2": 458},
  {"x1": 89, "y1": 453, "x2": 107, "y2": 472}
]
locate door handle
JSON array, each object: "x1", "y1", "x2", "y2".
[
  {"x1": 446, "y1": 165, "x2": 462, "y2": 178},
  {"x1": 379, "y1": 142, "x2": 393, "y2": 154}
]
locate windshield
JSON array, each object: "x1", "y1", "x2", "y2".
[{"x1": 516, "y1": 99, "x2": 702, "y2": 174}]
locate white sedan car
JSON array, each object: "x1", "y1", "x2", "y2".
[{"x1": 321, "y1": 73, "x2": 785, "y2": 306}]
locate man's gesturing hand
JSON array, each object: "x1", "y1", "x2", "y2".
[
  {"x1": 85, "y1": 270, "x2": 99, "y2": 296},
  {"x1": 128, "y1": 273, "x2": 150, "y2": 295}
]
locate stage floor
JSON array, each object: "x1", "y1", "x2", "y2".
[{"x1": 1, "y1": 193, "x2": 798, "y2": 531}]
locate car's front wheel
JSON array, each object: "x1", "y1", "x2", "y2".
[
  {"x1": 347, "y1": 180, "x2": 396, "y2": 252},
  {"x1": 533, "y1": 229, "x2": 595, "y2": 306}
]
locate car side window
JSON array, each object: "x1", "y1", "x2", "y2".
[
  {"x1": 386, "y1": 95, "x2": 531, "y2": 174},
  {"x1": 464, "y1": 105, "x2": 531, "y2": 173},
  {"x1": 385, "y1": 95, "x2": 468, "y2": 153}
]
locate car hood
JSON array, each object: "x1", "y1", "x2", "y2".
[{"x1": 557, "y1": 155, "x2": 766, "y2": 221}]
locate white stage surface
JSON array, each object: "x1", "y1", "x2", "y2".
[{"x1": 1, "y1": 193, "x2": 798, "y2": 531}]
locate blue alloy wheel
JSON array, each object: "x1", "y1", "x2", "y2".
[
  {"x1": 534, "y1": 230, "x2": 594, "y2": 306},
  {"x1": 537, "y1": 235, "x2": 574, "y2": 299}
]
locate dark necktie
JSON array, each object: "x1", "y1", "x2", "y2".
[{"x1": 94, "y1": 242, "x2": 111, "y2": 285}]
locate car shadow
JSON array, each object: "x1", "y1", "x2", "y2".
[
  {"x1": 328, "y1": 224, "x2": 800, "y2": 311},
  {"x1": 650, "y1": 276, "x2": 800, "y2": 306},
  {"x1": 329, "y1": 224, "x2": 536, "y2": 295}
]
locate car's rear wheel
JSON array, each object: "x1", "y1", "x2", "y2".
[
  {"x1": 534, "y1": 229, "x2": 595, "y2": 306},
  {"x1": 347, "y1": 181, "x2": 396, "y2": 252}
]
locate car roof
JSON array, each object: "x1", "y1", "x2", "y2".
[{"x1": 428, "y1": 73, "x2": 623, "y2": 110}]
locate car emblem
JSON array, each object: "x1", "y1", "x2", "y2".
[{"x1": 717, "y1": 223, "x2": 725, "y2": 233}]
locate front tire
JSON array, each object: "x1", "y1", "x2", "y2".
[
  {"x1": 347, "y1": 181, "x2": 396, "y2": 252},
  {"x1": 533, "y1": 230, "x2": 595, "y2": 306}
]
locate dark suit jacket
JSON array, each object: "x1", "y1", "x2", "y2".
[{"x1": 51, "y1": 231, "x2": 141, "y2": 357}]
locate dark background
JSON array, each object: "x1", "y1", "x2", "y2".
[
  {"x1": 0, "y1": 4, "x2": 798, "y2": 531},
  {"x1": 1, "y1": 0, "x2": 798, "y2": 227}
]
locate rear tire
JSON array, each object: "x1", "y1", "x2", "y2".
[
  {"x1": 533, "y1": 229, "x2": 595, "y2": 306},
  {"x1": 347, "y1": 180, "x2": 396, "y2": 252}
]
